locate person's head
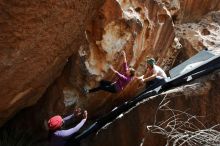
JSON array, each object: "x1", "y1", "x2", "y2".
[
  {"x1": 126, "y1": 67, "x2": 136, "y2": 77},
  {"x1": 48, "y1": 115, "x2": 64, "y2": 131},
  {"x1": 147, "y1": 58, "x2": 156, "y2": 68}
]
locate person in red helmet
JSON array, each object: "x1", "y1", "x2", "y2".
[{"x1": 48, "y1": 108, "x2": 87, "y2": 146}]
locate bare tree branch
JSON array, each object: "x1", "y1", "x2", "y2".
[{"x1": 146, "y1": 95, "x2": 220, "y2": 146}]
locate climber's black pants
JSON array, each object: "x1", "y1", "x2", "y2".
[
  {"x1": 145, "y1": 77, "x2": 166, "y2": 91},
  {"x1": 89, "y1": 80, "x2": 117, "y2": 93}
]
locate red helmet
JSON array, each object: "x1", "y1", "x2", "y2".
[{"x1": 48, "y1": 115, "x2": 63, "y2": 130}]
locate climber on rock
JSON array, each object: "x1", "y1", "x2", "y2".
[
  {"x1": 48, "y1": 108, "x2": 87, "y2": 146},
  {"x1": 84, "y1": 50, "x2": 136, "y2": 94},
  {"x1": 138, "y1": 58, "x2": 167, "y2": 91}
]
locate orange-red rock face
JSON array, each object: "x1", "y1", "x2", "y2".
[
  {"x1": 175, "y1": 11, "x2": 220, "y2": 61},
  {"x1": 78, "y1": 0, "x2": 220, "y2": 146},
  {"x1": 66, "y1": 0, "x2": 175, "y2": 117},
  {"x1": 178, "y1": 0, "x2": 220, "y2": 23},
  {"x1": 160, "y1": 0, "x2": 220, "y2": 23},
  {"x1": 0, "y1": 0, "x2": 220, "y2": 145},
  {"x1": 12, "y1": 0, "x2": 176, "y2": 125},
  {"x1": 0, "y1": 0, "x2": 105, "y2": 126}
]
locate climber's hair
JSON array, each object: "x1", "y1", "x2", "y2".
[{"x1": 129, "y1": 67, "x2": 136, "y2": 77}]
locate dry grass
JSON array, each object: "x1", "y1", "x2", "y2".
[{"x1": 147, "y1": 95, "x2": 220, "y2": 146}]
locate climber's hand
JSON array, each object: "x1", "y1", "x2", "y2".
[
  {"x1": 83, "y1": 110, "x2": 88, "y2": 119},
  {"x1": 73, "y1": 108, "x2": 82, "y2": 117}
]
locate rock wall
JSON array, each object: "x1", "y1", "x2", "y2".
[
  {"x1": 178, "y1": 0, "x2": 220, "y2": 23},
  {"x1": 0, "y1": 0, "x2": 105, "y2": 126},
  {"x1": 159, "y1": 0, "x2": 220, "y2": 23},
  {"x1": 79, "y1": 0, "x2": 175, "y2": 116},
  {"x1": 0, "y1": 0, "x2": 220, "y2": 145},
  {"x1": 79, "y1": 0, "x2": 220, "y2": 146},
  {"x1": 0, "y1": 0, "x2": 177, "y2": 128},
  {"x1": 174, "y1": 11, "x2": 220, "y2": 64}
]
